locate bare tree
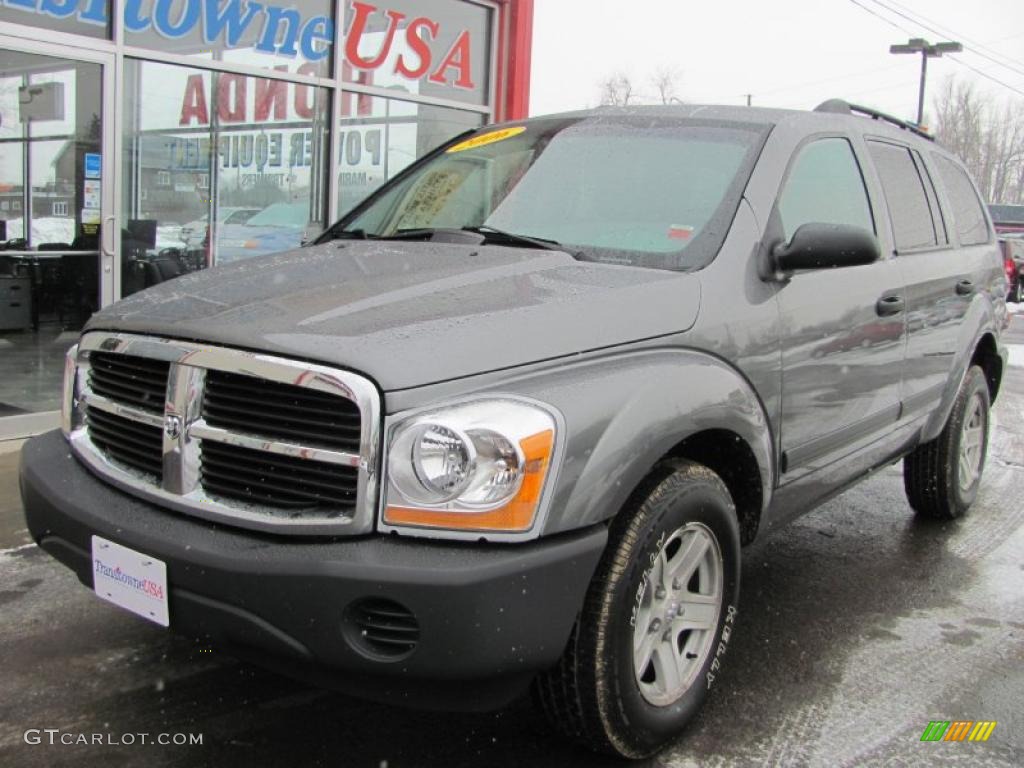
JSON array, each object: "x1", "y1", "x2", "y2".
[
  {"x1": 599, "y1": 73, "x2": 636, "y2": 106},
  {"x1": 650, "y1": 67, "x2": 681, "y2": 105},
  {"x1": 598, "y1": 67, "x2": 684, "y2": 107},
  {"x1": 932, "y1": 77, "x2": 1024, "y2": 204}
]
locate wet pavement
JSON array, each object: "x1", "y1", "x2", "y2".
[{"x1": 1, "y1": 315, "x2": 1022, "y2": 768}]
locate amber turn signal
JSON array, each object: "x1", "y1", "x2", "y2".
[{"x1": 384, "y1": 429, "x2": 554, "y2": 533}]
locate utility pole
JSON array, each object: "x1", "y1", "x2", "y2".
[{"x1": 889, "y1": 38, "x2": 962, "y2": 126}]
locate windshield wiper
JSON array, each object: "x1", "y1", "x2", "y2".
[
  {"x1": 326, "y1": 224, "x2": 579, "y2": 256},
  {"x1": 462, "y1": 225, "x2": 568, "y2": 253},
  {"x1": 328, "y1": 228, "x2": 372, "y2": 240}
]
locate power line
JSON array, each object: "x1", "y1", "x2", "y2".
[
  {"x1": 847, "y1": 0, "x2": 914, "y2": 35},
  {"x1": 866, "y1": 0, "x2": 1024, "y2": 75},
  {"x1": 756, "y1": 63, "x2": 905, "y2": 97},
  {"x1": 947, "y1": 56, "x2": 1024, "y2": 98},
  {"x1": 846, "y1": 0, "x2": 1024, "y2": 99}
]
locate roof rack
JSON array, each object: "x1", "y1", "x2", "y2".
[{"x1": 813, "y1": 98, "x2": 934, "y2": 142}]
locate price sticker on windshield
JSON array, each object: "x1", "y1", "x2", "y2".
[{"x1": 447, "y1": 126, "x2": 526, "y2": 153}]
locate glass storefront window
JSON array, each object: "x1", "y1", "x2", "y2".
[
  {"x1": 342, "y1": 0, "x2": 493, "y2": 107},
  {"x1": 0, "y1": 50, "x2": 103, "y2": 417},
  {"x1": 123, "y1": 0, "x2": 334, "y2": 78},
  {"x1": 121, "y1": 58, "x2": 329, "y2": 297},
  {"x1": 0, "y1": 0, "x2": 110, "y2": 39},
  {"x1": 0, "y1": 1, "x2": 502, "y2": 433},
  {"x1": 0, "y1": 64, "x2": 26, "y2": 247},
  {"x1": 338, "y1": 94, "x2": 483, "y2": 215}
]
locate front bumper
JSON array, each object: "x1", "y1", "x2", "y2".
[{"x1": 20, "y1": 430, "x2": 606, "y2": 711}]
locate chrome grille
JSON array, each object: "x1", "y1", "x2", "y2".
[
  {"x1": 88, "y1": 352, "x2": 169, "y2": 413},
  {"x1": 200, "y1": 441, "x2": 358, "y2": 509},
  {"x1": 85, "y1": 407, "x2": 164, "y2": 478},
  {"x1": 203, "y1": 369, "x2": 361, "y2": 451},
  {"x1": 66, "y1": 332, "x2": 381, "y2": 536}
]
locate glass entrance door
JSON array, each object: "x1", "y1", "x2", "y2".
[{"x1": 0, "y1": 43, "x2": 114, "y2": 437}]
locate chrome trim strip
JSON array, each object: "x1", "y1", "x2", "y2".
[
  {"x1": 60, "y1": 344, "x2": 79, "y2": 436},
  {"x1": 80, "y1": 391, "x2": 165, "y2": 429},
  {"x1": 189, "y1": 422, "x2": 362, "y2": 468},
  {"x1": 163, "y1": 364, "x2": 205, "y2": 495},
  {"x1": 69, "y1": 331, "x2": 381, "y2": 536}
]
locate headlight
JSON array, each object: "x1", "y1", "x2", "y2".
[
  {"x1": 61, "y1": 344, "x2": 80, "y2": 437},
  {"x1": 382, "y1": 399, "x2": 560, "y2": 536}
]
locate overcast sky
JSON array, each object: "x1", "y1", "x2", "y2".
[{"x1": 529, "y1": 0, "x2": 1024, "y2": 123}]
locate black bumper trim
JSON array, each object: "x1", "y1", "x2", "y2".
[{"x1": 21, "y1": 430, "x2": 607, "y2": 711}]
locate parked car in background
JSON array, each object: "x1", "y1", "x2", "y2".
[
  {"x1": 21, "y1": 102, "x2": 1008, "y2": 759},
  {"x1": 214, "y1": 202, "x2": 312, "y2": 263},
  {"x1": 1001, "y1": 236, "x2": 1024, "y2": 303},
  {"x1": 179, "y1": 206, "x2": 259, "y2": 247}
]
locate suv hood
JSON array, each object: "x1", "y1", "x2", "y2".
[{"x1": 87, "y1": 241, "x2": 701, "y2": 391}]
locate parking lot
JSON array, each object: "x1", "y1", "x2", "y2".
[{"x1": 1, "y1": 312, "x2": 1022, "y2": 768}]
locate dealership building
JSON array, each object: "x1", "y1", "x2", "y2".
[{"x1": 0, "y1": 0, "x2": 533, "y2": 438}]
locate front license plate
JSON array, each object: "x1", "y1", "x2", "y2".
[{"x1": 91, "y1": 536, "x2": 169, "y2": 627}]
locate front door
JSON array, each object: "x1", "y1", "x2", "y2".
[
  {"x1": 774, "y1": 136, "x2": 906, "y2": 481},
  {"x1": 0, "y1": 39, "x2": 115, "y2": 438}
]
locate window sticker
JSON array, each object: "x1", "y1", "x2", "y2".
[
  {"x1": 446, "y1": 126, "x2": 526, "y2": 153},
  {"x1": 668, "y1": 225, "x2": 694, "y2": 240}
]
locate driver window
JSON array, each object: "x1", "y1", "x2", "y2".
[{"x1": 779, "y1": 138, "x2": 875, "y2": 241}]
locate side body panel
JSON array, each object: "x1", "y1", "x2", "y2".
[
  {"x1": 900, "y1": 149, "x2": 1006, "y2": 439},
  {"x1": 387, "y1": 346, "x2": 774, "y2": 538},
  {"x1": 743, "y1": 117, "x2": 917, "y2": 522},
  {"x1": 769, "y1": 132, "x2": 906, "y2": 482}
]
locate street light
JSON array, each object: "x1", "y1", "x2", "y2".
[{"x1": 889, "y1": 38, "x2": 962, "y2": 127}]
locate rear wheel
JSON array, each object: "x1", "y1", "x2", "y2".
[
  {"x1": 534, "y1": 460, "x2": 740, "y2": 758},
  {"x1": 904, "y1": 365, "x2": 990, "y2": 519}
]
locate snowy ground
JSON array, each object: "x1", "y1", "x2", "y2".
[
  {"x1": 3, "y1": 217, "x2": 74, "y2": 245},
  {"x1": 1008, "y1": 304, "x2": 1023, "y2": 368},
  {"x1": 3, "y1": 217, "x2": 186, "y2": 251}
]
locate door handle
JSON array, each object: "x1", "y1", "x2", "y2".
[
  {"x1": 876, "y1": 294, "x2": 904, "y2": 316},
  {"x1": 955, "y1": 279, "x2": 975, "y2": 296},
  {"x1": 102, "y1": 215, "x2": 116, "y2": 258}
]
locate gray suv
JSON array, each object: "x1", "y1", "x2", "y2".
[{"x1": 20, "y1": 101, "x2": 1009, "y2": 758}]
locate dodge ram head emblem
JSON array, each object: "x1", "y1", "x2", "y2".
[{"x1": 164, "y1": 415, "x2": 181, "y2": 440}]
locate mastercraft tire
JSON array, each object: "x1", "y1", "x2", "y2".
[
  {"x1": 904, "y1": 365, "x2": 991, "y2": 519},
  {"x1": 534, "y1": 459, "x2": 741, "y2": 759}
]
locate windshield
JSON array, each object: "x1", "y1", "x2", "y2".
[
  {"x1": 334, "y1": 115, "x2": 767, "y2": 270},
  {"x1": 246, "y1": 204, "x2": 309, "y2": 228}
]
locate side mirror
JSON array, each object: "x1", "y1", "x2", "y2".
[{"x1": 772, "y1": 223, "x2": 879, "y2": 274}]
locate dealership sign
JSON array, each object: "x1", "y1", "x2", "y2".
[{"x1": 1, "y1": 1, "x2": 477, "y2": 88}]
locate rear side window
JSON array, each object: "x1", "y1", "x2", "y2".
[
  {"x1": 931, "y1": 155, "x2": 991, "y2": 246},
  {"x1": 912, "y1": 150, "x2": 948, "y2": 246},
  {"x1": 867, "y1": 141, "x2": 938, "y2": 251},
  {"x1": 778, "y1": 138, "x2": 874, "y2": 240}
]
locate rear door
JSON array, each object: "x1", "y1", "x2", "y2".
[
  {"x1": 867, "y1": 140, "x2": 989, "y2": 419},
  {"x1": 775, "y1": 136, "x2": 906, "y2": 481}
]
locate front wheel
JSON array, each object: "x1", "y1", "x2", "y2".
[
  {"x1": 904, "y1": 365, "x2": 991, "y2": 519},
  {"x1": 534, "y1": 460, "x2": 741, "y2": 759}
]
